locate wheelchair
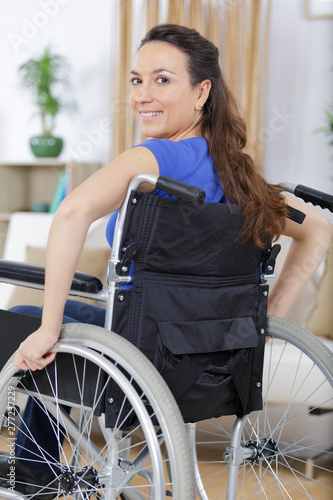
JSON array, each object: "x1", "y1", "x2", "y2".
[{"x1": 0, "y1": 173, "x2": 332, "y2": 499}]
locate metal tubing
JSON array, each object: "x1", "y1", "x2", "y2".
[
  {"x1": 187, "y1": 423, "x2": 209, "y2": 500},
  {"x1": 0, "y1": 487, "x2": 27, "y2": 500},
  {"x1": 105, "y1": 173, "x2": 158, "y2": 331},
  {"x1": 226, "y1": 415, "x2": 249, "y2": 500},
  {"x1": 279, "y1": 182, "x2": 296, "y2": 194}
]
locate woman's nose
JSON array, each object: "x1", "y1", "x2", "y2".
[{"x1": 134, "y1": 84, "x2": 153, "y2": 103}]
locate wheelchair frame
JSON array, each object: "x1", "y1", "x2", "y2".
[{"x1": 0, "y1": 173, "x2": 332, "y2": 500}]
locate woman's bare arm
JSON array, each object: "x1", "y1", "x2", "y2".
[
  {"x1": 268, "y1": 194, "x2": 333, "y2": 318},
  {"x1": 13, "y1": 147, "x2": 159, "y2": 371}
]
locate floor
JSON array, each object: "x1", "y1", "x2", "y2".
[
  {"x1": 0, "y1": 427, "x2": 332, "y2": 499},
  {"x1": 196, "y1": 446, "x2": 333, "y2": 499}
]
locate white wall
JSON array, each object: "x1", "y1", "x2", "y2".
[
  {"x1": 0, "y1": 0, "x2": 114, "y2": 165},
  {"x1": 0, "y1": 0, "x2": 332, "y2": 207},
  {"x1": 263, "y1": 0, "x2": 333, "y2": 202}
]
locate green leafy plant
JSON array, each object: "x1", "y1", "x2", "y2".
[
  {"x1": 18, "y1": 46, "x2": 77, "y2": 136},
  {"x1": 320, "y1": 106, "x2": 333, "y2": 146},
  {"x1": 314, "y1": 103, "x2": 333, "y2": 161}
]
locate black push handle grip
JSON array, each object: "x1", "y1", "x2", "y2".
[
  {"x1": 280, "y1": 183, "x2": 333, "y2": 212},
  {"x1": 294, "y1": 185, "x2": 333, "y2": 212},
  {"x1": 156, "y1": 175, "x2": 206, "y2": 206}
]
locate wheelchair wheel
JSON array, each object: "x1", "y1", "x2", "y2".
[
  {"x1": 0, "y1": 323, "x2": 195, "y2": 499},
  {"x1": 190, "y1": 316, "x2": 333, "y2": 499}
]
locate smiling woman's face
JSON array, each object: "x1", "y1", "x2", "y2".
[{"x1": 129, "y1": 41, "x2": 203, "y2": 141}]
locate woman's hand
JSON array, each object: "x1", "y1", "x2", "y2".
[{"x1": 13, "y1": 326, "x2": 60, "y2": 371}]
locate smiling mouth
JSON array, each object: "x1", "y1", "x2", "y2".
[{"x1": 140, "y1": 111, "x2": 163, "y2": 118}]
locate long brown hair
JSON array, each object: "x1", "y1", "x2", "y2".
[{"x1": 140, "y1": 24, "x2": 287, "y2": 248}]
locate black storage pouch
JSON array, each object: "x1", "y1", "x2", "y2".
[{"x1": 156, "y1": 317, "x2": 258, "y2": 421}]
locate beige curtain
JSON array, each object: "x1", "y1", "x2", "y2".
[
  {"x1": 167, "y1": 0, "x2": 220, "y2": 43},
  {"x1": 112, "y1": 0, "x2": 134, "y2": 158},
  {"x1": 147, "y1": 0, "x2": 159, "y2": 29},
  {"x1": 221, "y1": 0, "x2": 271, "y2": 168},
  {"x1": 111, "y1": 0, "x2": 271, "y2": 169},
  {"x1": 111, "y1": 0, "x2": 160, "y2": 159}
]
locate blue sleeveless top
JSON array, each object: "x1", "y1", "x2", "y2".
[{"x1": 106, "y1": 137, "x2": 223, "y2": 246}]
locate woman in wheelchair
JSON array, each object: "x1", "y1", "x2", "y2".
[{"x1": 0, "y1": 24, "x2": 331, "y2": 496}]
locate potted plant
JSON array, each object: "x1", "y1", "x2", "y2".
[{"x1": 18, "y1": 46, "x2": 77, "y2": 158}]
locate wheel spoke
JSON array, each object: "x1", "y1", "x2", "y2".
[
  {"x1": 0, "y1": 323, "x2": 195, "y2": 498},
  {"x1": 190, "y1": 317, "x2": 333, "y2": 499}
]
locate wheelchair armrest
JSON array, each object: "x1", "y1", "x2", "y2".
[{"x1": 0, "y1": 260, "x2": 103, "y2": 294}]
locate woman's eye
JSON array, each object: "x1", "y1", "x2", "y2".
[
  {"x1": 130, "y1": 78, "x2": 141, "y2": 85},
  {"x1": 157, "y1": 77, "x2": 169, "y2": 84}
]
